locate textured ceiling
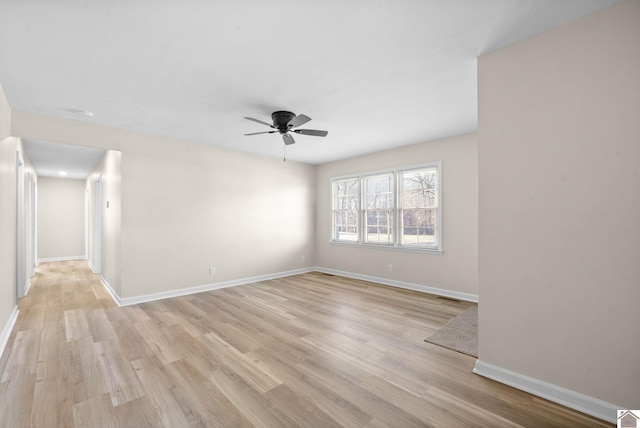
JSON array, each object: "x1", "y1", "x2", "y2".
[{"x1": 0, "y1": 0, "x2": 621, "y2": 168}]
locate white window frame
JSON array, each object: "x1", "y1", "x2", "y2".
[
  {"x1": 362, "y1": 172, "x2": 395, "y2": 246},
  {"x1": 329, "y1": 161, "x2": 442, "y2": 253},
  {"x1": 331, "y1": 177, "x2": 361, "y2": 243}
]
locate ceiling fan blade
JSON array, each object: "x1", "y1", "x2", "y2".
[
  {"x1": 288, "y1": 114, "x2": 311, "y2": 128},
  {"x1": 244, "y1": 131, "x2": 276, "y2": 136},
  {"x1": 293, "y1": 129, "x2": 328, "y2": 137},
  {"x1": 283, "y1": 133, "x2": 296, "y2": 145},
  {"x1": 244, "y1": 117, "x2": 274, "y2": 128}
]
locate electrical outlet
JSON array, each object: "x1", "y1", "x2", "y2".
[
  {"x1": 387, "y1": 263, "x2": 393, "y2": 272},
  {"x1": 209, "y1": 266, "x2": 216, "y2": 275}
]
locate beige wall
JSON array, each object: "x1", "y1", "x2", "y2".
[
  {"x1": 1, "y1": 82, "x2": 36, "y2": 341},
  {"x1": 11, "y1": 110, "x2": 316, "y2": 300},
  {"x1": 0, "y1": 84, "x2": 17, "y2": 339},
  {"x1": 478, "y1": 0, "x2": 640, "y2": 410},
  {"x1": 119, "y1": 135, "x2": 315, "y2": 299},
  {"x1": 0, "y1": 127, "x2": 34, "y2": 350},
  {"x1": 0, "y1": 84, "x2": 9, "y2": 140},
  {"x1": 0, "y1": 137, "x2": 18, "y2": 335},
  {"x1": 316, "y1": 133, "x2": 478, "y2": 297},
  {"x1": 37, "y1": 177, "x2": 86, "y2": 260},
  {"x1": 87, "y1": 150, "x2": 122, "y2": 295}
]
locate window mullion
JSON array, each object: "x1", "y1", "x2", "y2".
[
  {"x1": 359, "y1": 175, "x2": 364, "y2": 243},
  {"x1": 394, "y1": 172, "x2": 399, "y2": 247}
]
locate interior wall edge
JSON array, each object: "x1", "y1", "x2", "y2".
[
  {"x1": 473, "y1": 359, "x2": 618, "y2": 424},
  {"x1": 97, "y1": 264, "x2": 479, "y2": 308},
  {"x1": 104, "y1": 267, "x2": 316, "y2": 307},
  {"x1": 315, "y1": 266, "x2": 479, "y2": 303},
  {"x1": 38, "y1": 256, "x2": 87, "y2": 264},
  {"x1": 87, "y1": 259, "x2": 98, "y2": 274},
  {"x1": 99, "y1": 274, "x2": 121, "y2": 307},
  {"x1": 0, "y1": 306, "x2": 19, "y2": 360}
]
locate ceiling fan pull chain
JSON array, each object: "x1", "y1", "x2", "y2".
[{"x1": 283, "y1": 143, "x2": 286, "y2": 162}]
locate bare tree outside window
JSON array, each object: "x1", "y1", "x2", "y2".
[
  {"x1": 332, "y1": 177, "x2": 360, "y2": 241},
  {"x1": 364, "y1": 174, "x2": 393, "y2": 244},
  {"x1": 400, "y1": 169, "x2": 437, "y2": 245}
]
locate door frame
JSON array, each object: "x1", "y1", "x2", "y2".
[
  {"x1": 16, "y1": 151, "x2": 25, "y2": 301},
  {"x1": 27, "y1": 172, "x2": 36, "y2": 278},
  {"x1": 92, "y1": 176, "x2": 102, "y2": 274}
]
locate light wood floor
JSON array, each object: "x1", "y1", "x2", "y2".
[{"x1": 0, "y1": 261, "x2": 610, "y2": 427}]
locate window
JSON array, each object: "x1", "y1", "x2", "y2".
[
  {"x1": 332, "y1": 177, "x2": 360, "y2": 242},
  {"x1": 330, "y1": 162, "x2": 441, "y2": 251},
  {"x1": 364, "y1": 173, "x2": 394, "y2": 245},
  {"x1": 399, "y1": 167, "x2": 438, "y2": 247}
]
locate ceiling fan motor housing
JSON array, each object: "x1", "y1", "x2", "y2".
[{"x1": 272, "y1": 111, "x2": 296, "y2": 134}]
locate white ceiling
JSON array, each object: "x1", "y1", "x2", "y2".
[
  {"x1": 23, "y1": 140, "x2": 104, "y2": 179},
  {"x1": 0, "y1": 0, "x2": 621, "y2": 166}
]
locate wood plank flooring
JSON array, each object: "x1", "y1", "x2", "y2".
[{"x1": 0, "y1": 261, "x2": 610, "y2": 427}]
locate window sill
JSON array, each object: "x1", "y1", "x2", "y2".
[{"x1": 328, "y1": 240, "x2": 443, "y2": 255}]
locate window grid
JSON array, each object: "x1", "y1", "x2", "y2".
[
  {"x1": 332, "y1": 178, "x2": 360, "y2": 242},
  {"x1": 330, "y1": 163, "x2": 441, "y2": 251},
  {"x1": 399, "y1": 168, "x2": 438, "y2": 247},
  {"x1": 363, "y1": 173, "x2": 394, "y2": 245}
]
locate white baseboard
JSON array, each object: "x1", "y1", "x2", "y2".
[
  {"x1": 102, "y1": 267, "x2": 316, "y2": 307},
  {"x1": 0, "y1": 306, "x2": 19, "y2": 359},
  {"x1": 99, "y1": 265, "x2": 477, "y2": 308},
  {"x1": 99, "y1": 275, "x2": 121, "y2": 307},
  {"x1": 98, "y1": 264, "x2": 477, "y2": 307},
  {"x1": 24, "y1": 280, "x2": 31, "y2": 296},
  {"x1": 38, "y1": 255, "x2": 87, "y2": 263},
  {"x1": 473, "y1": 360, "x2": 618, "y2": 424},
  {"x1": 87, "y1": 259, "x2": 98, "y2": 274},
  {"x1": 314, "y1": 266, "x2": 478, "y2": 303}
]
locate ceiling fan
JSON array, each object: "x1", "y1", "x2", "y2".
[{"x1": 244, "y1": 111, "x2": 328, "y2": 146}]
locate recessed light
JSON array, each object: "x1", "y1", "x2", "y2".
[
  {"x1": 58, "y1": 171, "x2": 68, "y2": 176},
  {"x1": 64, "y1": 108, "x2": 94, "y2": 118}
]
